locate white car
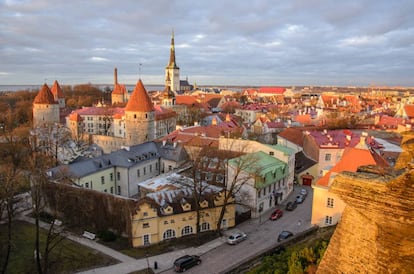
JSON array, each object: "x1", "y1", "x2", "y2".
[
  {"x1": 300, "y1": 188, "x2": 307, "y2": 196},
  {"x1": 226, "y1": 232, "x2": 247, "y2": 245}
]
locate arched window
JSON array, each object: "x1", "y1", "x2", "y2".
[
  {"x1": 181, "y1": 226, "x2": 193, "y2": 236},
  {"x1": 200, "y1": 222, "x2": 210, "y2": 232},
  {"x1": 163, "y1": 229, "x2": 176, "y2": 240}
]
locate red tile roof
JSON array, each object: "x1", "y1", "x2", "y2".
[
  {"x1": 125, "y1": 80, "x2": 154, "y2": 112},
  {"x1": 309, "y1": 129, "x2": 360, "y2": 148},
  {"x1": 278, "y1": 128, "x2": 304, "y2": 146},
  {"x1": 51, "y1": 80, "x2": 64, "y2": 98},
  {"x1": 72, "y1": 107, "x2": 125, "y2": 116},
  {"x1": 404, "y1": 105, "x2": 414, "y2": 118},
  {"x1": 34, "y1": 84, "x2": 57, "y2": 104},
  {"x1": 258, "y1": 87, "x2": 286, "y2": 94}
]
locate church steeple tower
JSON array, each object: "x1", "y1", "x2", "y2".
[{"x1": 165, "y1": 30, "x2": 180, "y2": 93}]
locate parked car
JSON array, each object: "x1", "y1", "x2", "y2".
[
  {"x1": 269, "y1": 209, "x2": 283, "y2": 221},
  {"x1": 285, "y1": 201, "x2": 297, "y2": 211},
  {"x1": 227, "y1": 232, "x2": 248, "y2": 245},
  {"x1": 300, "y1": 188, "x2": 307, "y2": 196},
  {"x1": 173, "y1": 255, "x2": 201, "y2": 272},
  {"x1": 277, "y1": 230, "x2": 293, "y2": 242},
  {"x1": 295, "y1": 194, "x2": 306, "y2": 204}
]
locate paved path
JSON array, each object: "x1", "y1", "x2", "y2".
[{"x1": 16, "y1": 212, "x2": 136, "y2": 264}]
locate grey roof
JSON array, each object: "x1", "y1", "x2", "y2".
[
  {"x1": 295, "y1": 151, "x2": 317, "y2": 174},
  {"x1": 155, "y1": 141, "x2": 189, "y2": 162},
  {"x1": 48, "y1": 141, "x2": 187, "y2": 179}
]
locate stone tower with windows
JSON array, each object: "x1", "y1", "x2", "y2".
[
  {"x1": 165, "y1": 31, "x2": 180, "y2": 93},
  {"x1": 33, "y1": 83, "x2": 60, "y2": 128},
  {"x1": 124, "y1": 79, "x2": 155, "y2": 146}
]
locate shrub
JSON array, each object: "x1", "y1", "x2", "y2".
[{"x1": 98, "y1": 230, "x2": 117, "y2": 242}]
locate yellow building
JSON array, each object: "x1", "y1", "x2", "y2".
[{"x1": 131, "y1": 190, "x2": 235, "y2": 247}]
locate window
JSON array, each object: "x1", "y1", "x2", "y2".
[
  {"x1": 110, "y1": 173, "x2": 113, "y2": 181},
  {"x1": 117, "y1": 172, "x2": 120, "y2": 180},
  {"x1": 206, "y1": 172, "x2": 213, "y2": 181},
  {"x1": 325, "y1": 153, "x2": 332, "y2": 161},
  {"x1": 269, "y1": 151, "x2": 274, "y2": 156},
  {"x1": 117, "y1": 186, "x2": 121, "y2": 194},
  {"x1": 137, "y1": 169, "x2": 140, "y2": 177},
  {"x1": 143, "y1": 234, "x2": 150, "y2": 246},
  {"x1": 164, "y1": 220, "x2": 169, "y2": 225},
  {"x1": 104, "y1": 189, "x2": 107, "y2": 192},
  {"x1": 325, "y1": 216, "x2": 333, "y2": 225},
  {"x1": 181, "y1": 226, "x2": 193, "y2": 236},
  {"x1": 110, "y1": 187, "x2": 113, "y2": 194},
  {"x1": 221, "y1": 219, "x2": 227, "y2": 228},
  {"x1": 156, "y1": 162, "x2": 159, "y2": 170},
  {"x1": 101, "y1": 176, "x2": 105, "y2": 184},
  {"x1": 327, "y1": 197, "x2": 334, "y2": 208},
  {"x1": 143, "y1": 167, "x2": 146, "y2": 175},
  {"x1": 143, "y1": 223, "x2": 149, "y2": 228},
  {"x1": 200, "y1": 222, "x2": 210, "y2": 232},
  {"x1": 143, "y1": 212, "x2": 148, "y2": 217},
  {"x1": 163, "y1": 229, "x2": 176, "y2": 240},
  {"x1": 150, "y1": 164, "x2": 152, "y2": 172},
  {"x1": 170, "y1": 219, "x2": 175, "y2": 224},
  {"x1": 258, "y1": 189, "x2": 261, "y2": 198},
  {"x1": 85, "y1": 182, "x2": 89, "y2": 188},
  {"x1": 168, "y1": 165, "x2": 172, "y2": 171}
]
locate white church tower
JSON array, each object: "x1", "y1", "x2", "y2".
[{"x1": 165, "y1": 31, "x2": 180, "y2": 93}]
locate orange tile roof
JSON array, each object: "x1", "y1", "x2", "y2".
[
  {"x1": 258, "y1": 87, "x2": 286, "y2": 94},
  {"x1": 69, "y1": 112, "x2": 82, "y2": 122},
  {"x1": 112, "y1": 83, "x2": 127, "y2": 95},
  {"x1": 51, "y1": 80, "x2": 64, "y2": 98},
  {"x1": 33, "y1": 84, "x2": 57, "y2": 104},
  {"x1": 175, "y1": 95, "x2": 198, "y2": 105},
  {"x1": 125, "y1": 80, "x2": 154, "y2": 112},
  {"x1": 316, "y1": 147, "x2": 388, "y2": 187}
]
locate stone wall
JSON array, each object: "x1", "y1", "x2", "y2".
[{"x1": 316, "y1": 167, "x2": 414, "y2": 273}]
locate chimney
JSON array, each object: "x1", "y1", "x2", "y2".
[
  {"x1": 114, "y1": 67, "x2": 118, "y2": 85},
  {"x1": 212, "y1": 117, "x2": 217, "y2": 126}
]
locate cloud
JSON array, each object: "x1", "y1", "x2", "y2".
[
  {"x1": 89, "y1": 57, "x2": 109, "y2": 62},
  {"x1": 0, "y1": 0, "x2": 413, "y2": 86},
  {"x1": 339, "y1": 35, "x2": 387, "y2": 47}
]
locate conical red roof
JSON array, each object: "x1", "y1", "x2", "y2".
[
  {"x1": 125, "y1": 79, "x2": 154, "y2": 112},
  {"x1": 51, "y1": 80, "x2": 64, "y2": 98},
  {"x1": 112, "y1": 83, "x2": 127, "y2": 95},
  {"x1": 33, "y1": 84, "x2": 57, "y2": 104}
]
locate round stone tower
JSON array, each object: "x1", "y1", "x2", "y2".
[
  {"x1": 33, "y1": 83, "x2": 60, "y2": 128},
  {"x1": 124, "y1": 79, "x2": 155, "y2": 146}
]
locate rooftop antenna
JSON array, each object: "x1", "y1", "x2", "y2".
[{"x1": 139, "y1": 63, "x2": 142, "y2": 80}]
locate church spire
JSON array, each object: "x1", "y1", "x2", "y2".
[{"x1": 167, "y1": 29, "x2": 178, "y2": 69}]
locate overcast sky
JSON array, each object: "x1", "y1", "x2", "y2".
[{"x1": 1, "y1": 0, "x2": 414, "y2": 87}]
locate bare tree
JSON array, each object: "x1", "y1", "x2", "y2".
[{"x1": 0, "y1": 126, "x2": 31, "y2": 274}]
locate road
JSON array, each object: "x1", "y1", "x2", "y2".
[{"x1": 161, "y1": 185, "x2": 313, "y2": 274}]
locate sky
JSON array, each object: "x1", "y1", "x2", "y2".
[{"x1": 1, "y1": 0, "x2": 414, "y2": 87}]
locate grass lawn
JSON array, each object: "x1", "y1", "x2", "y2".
[{"x1": 0, "y1": 220, "x2": 119, "y2": 274}]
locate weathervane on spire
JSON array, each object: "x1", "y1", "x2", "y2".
[{"x1": 139, "y1": 63, "x2": 142, "y2": 79}]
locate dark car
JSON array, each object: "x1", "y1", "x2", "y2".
[
  {"x1": 285, "y1": 201, "x2": 297, "y2": 211},
  {"x1": 173, "y1": 255, "x2": 201, "y2": 272},
  {"x1": 269, "y1": 209, "x2": 283, "y2": 221},
  {"x1": 277, "y1": 230, "x2": 293, "y2": 242}
]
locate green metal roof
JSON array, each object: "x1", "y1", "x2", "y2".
[{"x1": 229, "y1": 151, "x2": 288, "y2": 189}]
